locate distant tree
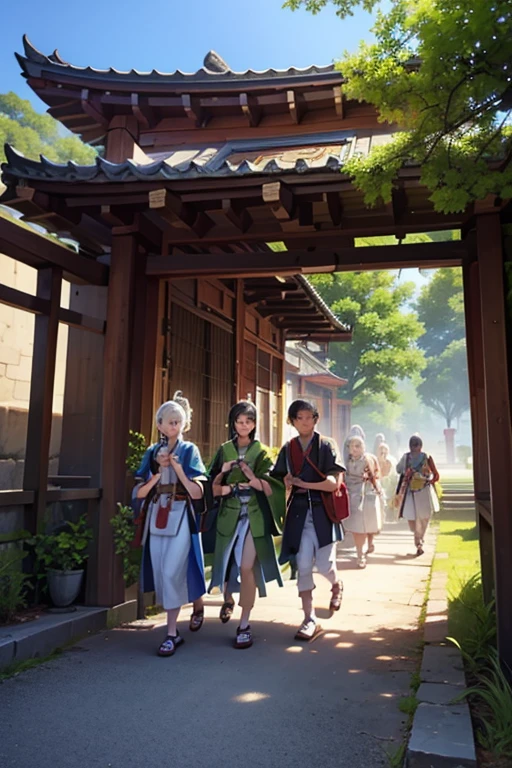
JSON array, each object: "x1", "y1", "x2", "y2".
[
  {"x1": 309, "y1": 270, "x2": 425, "y2": 405},
  {"x1": 417, "y1": 339, "x2": 470, "y2": 428},
  {"x1": 0, "y1": 92, "x2": 97, "y2": 166},
  {"x1": 415, "y1": 268, "x2": 465, "y2": 357},
  {"x1": 284, "y1": 0, "x2": 512, "y2": 213}
]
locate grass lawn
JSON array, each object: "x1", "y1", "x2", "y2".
[{"x1": 432, "y1": 490, "x2": 482, "y2": 640}]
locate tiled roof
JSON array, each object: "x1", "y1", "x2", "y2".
[
  {"x1": 2, "y1": 131, "x2": 395, "y2": 184},
  {"x1": 295, "y1": 275, "x2": 350, "y2": 335},
  {"x1": 17, "y1": 35, "x2": 341, "y2": 88}
]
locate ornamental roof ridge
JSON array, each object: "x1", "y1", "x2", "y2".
[
  {"x1": 17, "y1": 35, "x2": 339, "y2": 83},
  {"x1": 2, "y1": 139, "x2": 352, "y2": 182}
]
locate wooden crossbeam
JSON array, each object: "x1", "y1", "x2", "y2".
[
  {"x1": 81, "y1": 88, "x2": 108, "y2": 127},
  {"x1": 333, "y1": 86, "x2": 343, "y2": 118},
  {"x1": 148, "y1": 188, "x2": 214, "y2": 238},
  {"x1": 323, "y1": 192, "x2": 343, "y2": 226},
  {"x1": 287, "y1": 90, "x2": 305, "y2": 124},
  {"x1": 131, "y1": 93, "x2": 155, "y2": 129},
  {"x1": 146, "y1": 241, "x2": 465, "y2": 276},
  {"x1": 240, "y1": 93, "x2": 261, "y2": 127},
  {"x1": 262, "y1": 181, "x2": 294, "y2": 221},
  {"x1": 0, "y1": 215, "x2": 108, "y2": 286},
  {"x1": 221, "y1": 199, "x2": 252, "y2": 232}
]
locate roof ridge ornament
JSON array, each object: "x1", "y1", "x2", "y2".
[
  {"x1": 203, "y1": 51, "x2": 230, "y2": 74},
  {"x1": 22, "y1": 34, "x2": 47, "y2": 64}
]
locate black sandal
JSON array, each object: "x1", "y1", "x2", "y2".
[
  {"x1": 189, "y1": 609, "x2": 204, "y2": 632},
  {"x1": 157, "y1": 632, "x2": 184, "y2": 657},
  {"x1": 220, "y1": 601, "x2": 235, "y2": 624},
  {"x1": 234, "y1": 625, "x2": 253, "y2": 649}
]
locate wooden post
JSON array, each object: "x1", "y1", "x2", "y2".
[
  {"x1": 477, "y1": 214, "x2": 512, "y2": 673},
  {"x1": 128, "y1": 249, "x2": 148, "y2": 435},
  {"x1": 235, "y1": 279, "x2": 245, "y2": 401},
  {"x1": 139, "y1": 277, "x2": 161, "y2": 442},
  {"x1": 105, "y1": 116, "x2": 140, "y2": 163},
  {"x1": 463, "y1": 257, "x2": 494, "y2": 603},
  {"x1": 23, "y1": 267, "x2": 62, "y2": 533},
  {"x1": 90, "y1": 234, "x2": 137, "y2": 607}
]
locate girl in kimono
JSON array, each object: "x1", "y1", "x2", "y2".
[
  {"x1": 209, "y1": 401, "x2": 285, "y2": 650},
  {"x1": 344, "y1": 436, "x2": 383, "y2": 568},
  {"x1": 396, "y1": 435, "x2": 440, "y2": 556},
  {"x1": 272, "y1": 399, "x2": 345, "y2": 642},
  {"x1": 133, "y1": 392, "x2": 206, "y2": 657}
]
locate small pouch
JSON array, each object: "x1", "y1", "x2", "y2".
[{"x1": 155, "y1": 498, "x2": 172, "y2": 529}]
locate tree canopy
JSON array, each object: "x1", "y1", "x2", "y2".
[
  {"x1": 284, "y1": 0, "x2": 512, "y2": 213},
  {"x1": 0, "y1": 92, "x2": 98, "y2": 166},
  {"x1": 415, "y1": 267, "x2": 465, "y2": 357},
  {"x1": 309, "y1": 270, "x2": 425, "y2": 404},
  {"x1": 417, "y1": 339, "x2": 470, "y2": 427}
]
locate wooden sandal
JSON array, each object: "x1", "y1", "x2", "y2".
[{"x1": 220, "y1": 601, "x2": 235, "y2": 624}]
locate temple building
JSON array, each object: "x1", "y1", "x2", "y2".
[{"x1": 1, "y1": 37, "x2": 512, "y2": 674}]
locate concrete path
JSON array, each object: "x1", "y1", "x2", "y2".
[{"x1": 1, "y1": 519, "x2": 435, "y2": 768}]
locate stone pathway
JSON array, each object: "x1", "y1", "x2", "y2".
[{"x1": 1, "y1": 519, "x2": 436, "y2": 768}]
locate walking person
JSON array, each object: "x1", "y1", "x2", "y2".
[
  {"x1": 344, "y1": 436, "x2": 383, "y2": 568},
  {"x1": 133, "y1": 392, "x2": 207, "y2": 657},
  {"x1": 272, "y1": 399, "x2": 345, "y2": 641},
  {"x1": 208, "y1": 401, "x2": 285, "y2": 649},
  {"x1": 377, "y1": 442, "x2": 398, "y2": 522},
  {"x1": 396, "y1": 435, "x2": 440, "y2": 556},
  {"x1": 343, "y1": 424, "x2": 366, "y2": 465}
]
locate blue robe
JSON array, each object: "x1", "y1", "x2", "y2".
[{"x1": 133, "y1": 440, "x2": 206, "y2": 603}]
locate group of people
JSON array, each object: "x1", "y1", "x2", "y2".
[{"x1": 133, "y1": 393, "x2": 440, "y2": 657}]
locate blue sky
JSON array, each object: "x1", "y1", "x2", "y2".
[{"x1": 2, "y1": 0, "x2": 377, "y2": 109}]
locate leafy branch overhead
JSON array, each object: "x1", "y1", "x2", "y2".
[{"x1": 284, "y1": 0, "x2": 512, "y2": 213}]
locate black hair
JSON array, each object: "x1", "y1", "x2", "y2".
[
  {"x1": 409, "y1": 435, "x2": 423, "y2": 449},
  {"x1": 287, "y1": 399, "x2": 319, "y2": 424},
  {"x1": 228, "y1": 400, "x2": 257, "y2": 441}
]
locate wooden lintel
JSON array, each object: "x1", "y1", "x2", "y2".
[
  {"x1": 287, "y1": 89, "x2": 305, "y2": 124},
  {"x1": 240, "y1": 93, "x2": 261, "y2": 127},
  {"x1": 323, "y1": 192, "x2": 343, "y2": 226},
  {"x1": 262, "y1": 181, "x2": 294, "y2": 222},
  {"x1": 147, "y1": 240, "x2": 464, "y2": 276},
  {"x1": 221, "y1": 199, "x2": 252, "y2": 232}
]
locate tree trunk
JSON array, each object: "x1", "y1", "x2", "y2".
[{"x1": 444, "y1": 428, "x2": 456, "y2": 464}]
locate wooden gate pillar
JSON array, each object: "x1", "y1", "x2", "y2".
[
  {"x1": 476, "y1": 213, "x2": 512, "y2": 673},
  {"x1": 462, "y1": 256, "x2": 493, "y2": 603},
  {"x1": 89, "y1": 233, "x2": 137, "y2": 607},
  {"x1": 23, "y1": 267, "x2": 62, "y2": 533}
]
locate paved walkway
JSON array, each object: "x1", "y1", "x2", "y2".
[{"x1": 1, "y1": 519, "x2": 436, "y2": 768}]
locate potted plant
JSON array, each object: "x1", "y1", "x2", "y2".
[{"x1": 31, "y1": 516, "x2": 93, "y2": 608}]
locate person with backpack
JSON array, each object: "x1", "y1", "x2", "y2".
[{"x1": 272, "y1": 399, "x2": 345, "y2": 641}]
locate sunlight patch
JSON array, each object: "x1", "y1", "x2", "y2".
[
  {"x1": 232, "y1": 692, "x2": 271, "y2": 703},
  {"x1": 335, "y1": 641, "x2": 354, "y2": 649}
]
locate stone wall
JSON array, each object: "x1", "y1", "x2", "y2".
[{"x1": 0, "y1": 253, "x2": 69, "y2": 490}]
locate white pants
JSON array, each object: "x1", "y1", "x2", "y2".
[{"x1": 296, "y1": 509, "x2": 337, "y2": 593}]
